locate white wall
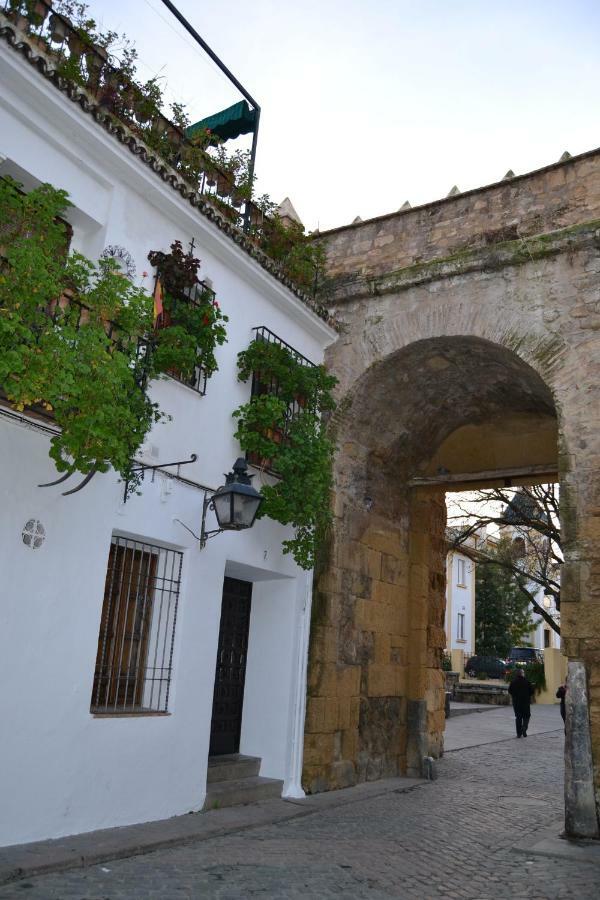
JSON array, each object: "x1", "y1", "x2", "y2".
[
  {"x1": 0, "y1": 38, "x2": 335, "y2": 846},
  {"x1": 445, "y1": 551, "x2": 475, "y2": 656}
]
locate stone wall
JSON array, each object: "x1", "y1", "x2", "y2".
[
  {"x1": 321, "y1": 149, "x2": 600, "y2": 282},
  {"x1": 305, "y1": 149, "x2": 600, "y2": 834}
]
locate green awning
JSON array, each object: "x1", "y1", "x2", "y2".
[{"x1": 186, "y1": 100, "x2": 257, "y2": 143}]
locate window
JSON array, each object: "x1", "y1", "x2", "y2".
[
  {"x1": 457, "y1": 558, "x2": 466, "y2": 586},
  {"x1": 457, "y1": 613, "x2": 466, "y2": 641},
  {"x1": 91, "y1": 536, "x2": 183, "y2": 714},
  {"x1": 544, "y1": 629, "x2": 551, "y2": 649},
  {"x1": 154, "y1": 275, "x2": 214, "y2": 395},
  {"x1": 247, "y1": 326, "x2": 315, "y2": 473}
]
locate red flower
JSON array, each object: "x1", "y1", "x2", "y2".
[{"x1": 213, "y1": 300, "x2": 219, "y2": 308}]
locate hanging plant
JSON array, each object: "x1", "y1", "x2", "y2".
[
  {"x1": 147, "y1": 240, "x2": 228, "y2": 379},
  {"x1": 0, "y1": 178, "x2": 161, "y2": 481},
  {"x1": 232, "y1": 338, "x2": 337, "y2": 569}
]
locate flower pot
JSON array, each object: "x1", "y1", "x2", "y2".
[
  {"x1": 85, "y1": 47, "x2": 107, "y2": 88},
  {"x1": 166, "y1": 124, "x2": 184, "y2": 149},
  {"x1": 30, "y1": 1, "x2": 49, "y2": 28},
  {"x1": 216, "y1": 171, "x2": 233, "y2": 197},
  {"x1": 152, "y1": 115, "x2": 169, "y2": 136},
  {"x1": 67, "y1": 30, "x2": 87, "y2": 59},
  {"x1": 48, "y1": 13, "x2": 68, "y2": 43}
]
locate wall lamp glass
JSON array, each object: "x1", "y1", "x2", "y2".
[{"x1": 200, "y1": 458, "x2": 264, "y2": 548}]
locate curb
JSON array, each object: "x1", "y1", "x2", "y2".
[{"x1": 0, "y1": 776, "x2": 427, "y2": 886}]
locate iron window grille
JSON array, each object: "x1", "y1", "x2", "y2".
[
  {"x1": 154, "y1": 275, "x2": 216, "y2": 395},
  {"x1": 91, "y1": 535, "x2": 183, "y2": 714},
  {"x1": 247, "y1": 326, "x2": 315, "y2": 473}
]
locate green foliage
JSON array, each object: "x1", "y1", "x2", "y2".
[
  {"x1": 251, "y1": 200, "x2": 326, "y2": 294},
  {"x1": 233, "y1": 338, "x2": 337, "y2": 569},
  {"x1": 506, "y1": 661, "x2": 546, "y2": 695},
  {"x1": 475, "y1": 538, "x2": 535, "y2": 657},
  {"x1": 441, "y1": 651, "x2": 452, "y2": 672},
  {"x1": 0, "y1": 178, "x2": 159, "y2": 479},
  {"x1": 147, "y1": 240, "x2": 228, "y2": 378}
]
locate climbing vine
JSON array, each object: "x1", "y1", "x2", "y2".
[
  {"x1": 147, "y1": 240, "x2": 228, "y2": 380},
  {"x1": 0, "y1": 179, "x2": 227, "y2": 481},
  {"x1": 233, "y1": 338, "x2": 337, "y2": 569}
]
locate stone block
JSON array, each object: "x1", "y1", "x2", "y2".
[
  {"x1": 562, "y1": 602, "x2": 600, "y2": 638},
  {"x1": 362, "y1": 526, "x2": 404, "y2": 557},
  {"x1": 303, "y1": 732, "x2": 336, "y2": 766},
  {"x1": 309, "y1": 626, "x2": 338, "y2": 664},
  {"x1": 374, "y1": 632, "x2": 391, "y2": 664},
  {"x1": 381, "y1": 553, "x2": 408, "y2": 585},
  {"x1": 366, "y1": 663, "x2": 402, "y2": 697},
  {"x1": 341, "y1": 727, "x2": 358, "y2": 760},
  {"x1": 427, "y1": 624, "x2": 447, "y2": 649}
]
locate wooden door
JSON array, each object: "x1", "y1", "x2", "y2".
[{"x1": 209, "y1": 577, "x2": 253, "y2": 755}]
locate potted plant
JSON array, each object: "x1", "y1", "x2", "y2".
[
  {"x1": 85, "y1": 44, "x2": 108, "y2": 89},
  {"x1": 28, "y1": 0, "x2": 49, "y2": 28},
  {"x1": 48, "y1": 12, "x2": 69, "y2": 44}
]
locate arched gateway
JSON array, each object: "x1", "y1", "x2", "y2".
[{"x1": 303, "y1": 148, "x2": 600, "y2": 836}]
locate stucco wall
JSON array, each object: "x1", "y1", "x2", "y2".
[{"x1": 0, "y1": 39, "x2": 334, "y2": 845}]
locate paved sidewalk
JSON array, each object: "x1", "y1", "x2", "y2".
[{"x1": 1, "y1": 706, "x2": 597, "y2": 898}]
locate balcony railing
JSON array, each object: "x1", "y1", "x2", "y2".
[
  {"x1": 154, "y1": 275, "x2": 216, "y2": 396},
  {"x1": 247, "y1": 326, "x2": 315, "y2": 473},
  {"x1": 0, "y1": 0, "x2": 264, "y2": 232}
]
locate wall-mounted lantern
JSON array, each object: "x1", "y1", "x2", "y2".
[{"x1": 200, "y1": 458, "x2": 264, "y2": 548}]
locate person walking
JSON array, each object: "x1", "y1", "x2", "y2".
[
  {"x1": 508, "y1": 668, "x2": 534, "y2": 738},
  {"x1": 556, "y1": 682, "x2": 567, "y2": 731}
]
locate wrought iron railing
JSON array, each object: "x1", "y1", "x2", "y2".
[
  {"x1": 247, "y1": 326, "x2": 315, "y2": 473},
  {"x1": 0, "y1": 0, "x2": 264, "y2": 231},
  {"x1": 153, "y1": 275, "x2": 217, "y2": 395}
]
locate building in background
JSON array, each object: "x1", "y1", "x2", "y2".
[{"x1": 445, "y1": 546, "x2": 476, "y2": 657}]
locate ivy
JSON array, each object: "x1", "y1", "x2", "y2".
[{"x1": 233, "y1": 338, "x2": 337, "y2": 569}]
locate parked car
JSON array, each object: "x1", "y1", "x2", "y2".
[
  {"x1": 506, "y1": 647, "x2": 543, "y2": 667},
  {"x1": 465, "y1": 655, "x2": 508, "y2": 679}
]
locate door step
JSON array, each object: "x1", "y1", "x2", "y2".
[
  {"x1": 207, "y1": 754, "x2": 261, "y2": 783},
  {"x1": 204, "y1": 755, "x2": 283, "y2": 811}
]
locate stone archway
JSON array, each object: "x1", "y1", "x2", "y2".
[{"x1": 303, "y1": 150, "x2": 600, "y2": 837}]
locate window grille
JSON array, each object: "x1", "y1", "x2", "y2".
[
  {"x1": 247, "y1": 326, "x2": 315, "y2": 473},
  {"x1": 154, "y1": 276, "x2": 215, "y2": 395},
  {"x1": 91, "y1": 535, "x2": 183, "y2": 714}
]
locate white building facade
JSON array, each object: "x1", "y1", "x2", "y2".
[
  {"x1": 0, "y1": 20, "x2": 335, "y2": 847},
  {"x1": 444, "y1": 549, "x2": 475, "y2": 656}
]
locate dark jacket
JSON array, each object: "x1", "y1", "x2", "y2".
[
  {"x1": 508, "y1": 673, "x2": 534, "y2": 714},
  {"x1": 556, "y1": 684, "x2": 566, "y2": 721}
]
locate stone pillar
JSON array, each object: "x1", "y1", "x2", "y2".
[
  {"x1": 564, "y1": 661, "x2": 599, "y2": 837},
  {"x1": 558, "y1": 373, "x2": 600, "y2": 835},
  {"x1": 407, "y1": 489, "x2": 446, "y2": 773},
  {"x1": 302, "y1": 487, "x2": 446, "y2": 791}
]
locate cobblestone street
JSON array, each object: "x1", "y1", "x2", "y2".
[{"x1": 2, "y1": 708, "x2": 599, "y2": 899}]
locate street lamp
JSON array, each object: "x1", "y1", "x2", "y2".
[{"x1": 200, "y1": 458, "x2": 264, "y2": 548}]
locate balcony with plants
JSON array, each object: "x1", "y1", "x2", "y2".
[{"x1": 0, "y1": 0, "x2": 327, "y2": 299}]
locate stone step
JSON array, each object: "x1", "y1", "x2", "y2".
[
  {"x1": 203, "y1": 775, "x2": 283, "y2": 811},
  {"x1": 207, "y1": 754, "x2": 261, "y2": 784}
]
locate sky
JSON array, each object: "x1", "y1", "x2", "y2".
[{"x1": 93, "y1": 0, "x2": 600, "y2": 232}]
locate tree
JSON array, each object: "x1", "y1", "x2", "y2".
[
  {"x1": 448, "y1": 484, "x2": 561, "y2": 635},
  {"x1": 474, "y1": 539, "x2": 535, "y2": 657}
]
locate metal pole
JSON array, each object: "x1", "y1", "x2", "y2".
[{"x1": 158, "y1": 0, "x2": 261, "y2": 232}]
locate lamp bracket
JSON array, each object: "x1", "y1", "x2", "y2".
[{"x1": 123, "y1": 453, "x2": 198, "y2": 502}]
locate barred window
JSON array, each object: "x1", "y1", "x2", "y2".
[{"x1": 91, "y1": 536, "x2": 183, "y2": 714}]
